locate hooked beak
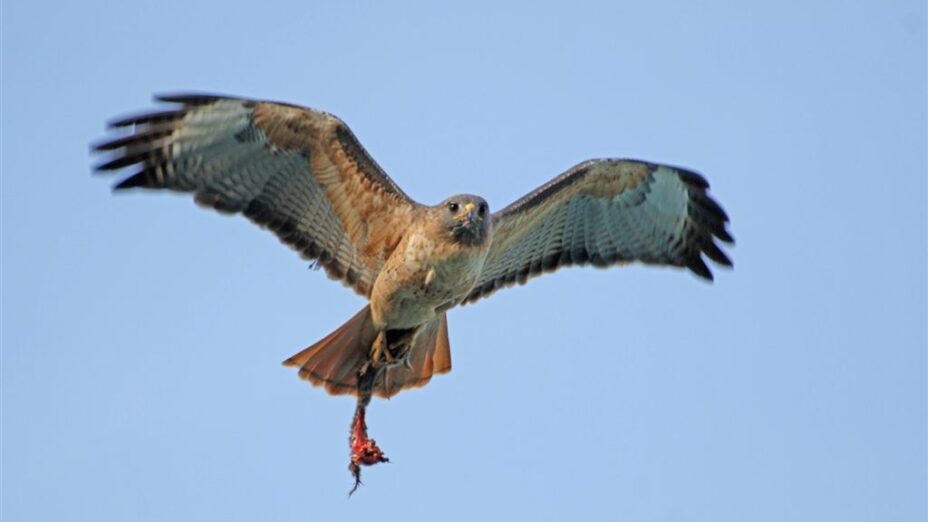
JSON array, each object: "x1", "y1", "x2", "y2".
[{"x1": 453, "y1": 202, "x2": 477, "y2": 223}]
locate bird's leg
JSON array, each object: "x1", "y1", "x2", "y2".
[
  {"x1": 383, "y1": 328, "x2": 416, "y2": 369},
  {"x1": 391, "y1": 339, "x2": 414, "y2": 370},
  {"x1": 369, "y1": 332, "x2": 393, "y2": 367},
  {"x1": 348, "y1": 363, "x2": 389, "y2": 495},
  {"x1": 370, "y1": 329, "x2": 417, "y2": 369}
]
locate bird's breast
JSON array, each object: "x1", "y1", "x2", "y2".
[
  {"x1": 401, "y1": 230, "x2": 487, "y2": 299},
  {"x1": 370, "y1": 228, "x2": 489, "y2": 328}
]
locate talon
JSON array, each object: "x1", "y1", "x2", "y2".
[{"x1": 382, "y1": 347, "x2": 395, "y2": 365}]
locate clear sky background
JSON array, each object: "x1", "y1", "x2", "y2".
[{"x1": 2, "y1": 1, "x2": 925, "y2": 521}]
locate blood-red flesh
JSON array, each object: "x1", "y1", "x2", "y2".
[{"x1": 348, "y1": 406, "x2": 388, "y2": 495}]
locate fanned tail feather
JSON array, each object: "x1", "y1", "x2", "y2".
[{"x1": 282, "y1": 307, "x2": 452, "y2": 398}]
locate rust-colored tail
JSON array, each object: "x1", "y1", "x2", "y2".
[
  {"x1": 282, "y1": 306, "x2": 452, "y2": 398},
  {"x1": 283, "y1": 306, "x2": 377, "y2": 396}
]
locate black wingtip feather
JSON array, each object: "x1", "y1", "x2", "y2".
[
  {"x1": 154, "y1": 92, "x2": 235, "y2": 105},
  {"x1": 95, "y1": 150, "x2": 152, "y2": 171},
  {"x1": 91, "y1": 138, "x2": 120, "y2": 152},
  {"x1": 715, "y1": 228, "x2": 735, "y2": 244},
  {"x1": 113, "y1": 172, "x2": 150, "y2": 190},
  {"x1": 703, "y1": 240, "x2": 733, "y2": 267},
  {"x1": 693, "y1": 193, "x2": 729, "y2": 222},
  {"x1": 687, "y1": 255, "x2": 714, "y2": 281},
  {"x1": 92, "y1": 129, "x2": 172, "y2": 152},
  {"x1": 107, "y1": 109, "x2": 184, "y2": 129},
  {"x1": 679, "y1": 169, "x2": 710, "y2": 189}
]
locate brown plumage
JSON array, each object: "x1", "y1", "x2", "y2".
[{"x1": 93, "y1": 93, "x2": 733, "y2": 493}]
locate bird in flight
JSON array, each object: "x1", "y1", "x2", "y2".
[{"x1": 93, "y1": 94, "x2": 733, "y2": 493}]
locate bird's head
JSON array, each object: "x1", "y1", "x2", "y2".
[{"x1": 436, "y1": 194, "x2": 491, "y2": 246}]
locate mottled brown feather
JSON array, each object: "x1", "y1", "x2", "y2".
[{"x1": 93, "y1": 94, "x2": 421, "y2": 296}]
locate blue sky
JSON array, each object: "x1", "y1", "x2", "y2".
[{"x1": 2, "y1": 1, "x2": 925, "y2": 521}]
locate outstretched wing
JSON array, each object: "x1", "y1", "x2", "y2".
[
  {"x1": 465, "y1": 159, "x2": 733, "y2": 303},
  {"x1": 93, "y1": 94, "x2": 420, "y2": 297}
]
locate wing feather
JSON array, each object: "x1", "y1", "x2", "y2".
[
  {"x1": 93, "y1": 94, "x2": 420, "y2": 296},
  {"x1": 465, "y1": 159, "x2": 733, "y2": 303}
]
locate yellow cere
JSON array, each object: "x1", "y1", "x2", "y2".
[{"x1": 454, "y1": 203, "x2": 476, "y2": 222}]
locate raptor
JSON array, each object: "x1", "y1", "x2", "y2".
[{"x1": 93, "y1": 94, "x2": 733, "y2": 493}]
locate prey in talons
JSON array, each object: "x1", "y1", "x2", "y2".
[
  {"x1": 348, "y1": 405, "x2": 388, "y2": 495},
  {"x1": 347, "y1": 362, "x2": 390, "y2": 495}
]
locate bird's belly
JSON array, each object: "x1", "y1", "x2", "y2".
[{"x1": 370, "y1": 247, "x2": 486, "y2": 329}]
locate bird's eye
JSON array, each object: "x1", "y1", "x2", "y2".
[
  {"x1": 478, "y1": 203, "x2": 487, "y2": 215},
  {"x1": 448, "y1": 202, "x2": 459, "y2": 213}
]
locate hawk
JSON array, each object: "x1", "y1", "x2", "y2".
[{"x1": 93, "y1": 94, "x2": 733, "y2": 492}]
